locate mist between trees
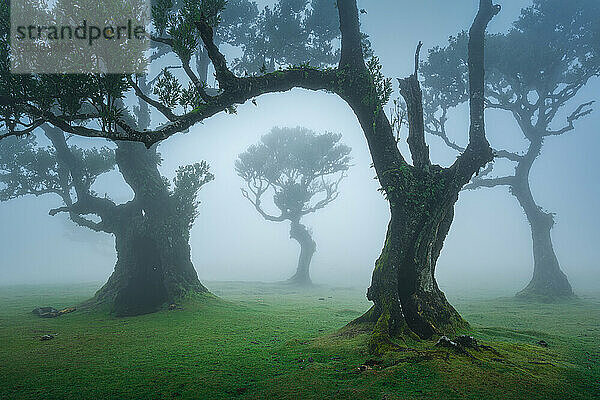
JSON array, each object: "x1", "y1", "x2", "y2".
[{"x1": 0, "y1": 0, "x2": 598, "y2": 352}]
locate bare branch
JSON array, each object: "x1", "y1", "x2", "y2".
[
  {"x1": 303, "y1": 173, "x2": 346, "y2": 215},
  {"x1": 195, "y1": 19, "x2": 237, "y2": 89},
  {"x1": 48, "y1": 206, "x2": 108, "y2": 233},
  {"x1": 425, "y1": 107, "x2": 466, "y2": 153},
  {"x1": 42, "y1": 125, "x2": 117, "y2": 228},
  {"x1": 429, "y1": 130, "x2": 465, "y2": 153},
  {"x1": 450, "y1": 0, "x2": 500, "y2": 181},
  {"x1": 0, "y1": 119, "x2": 45, "y2": 139},
  {"x1": 414, "y1": 41, "x2": 423, "y2": 76},
  {"x1": 467, "y1": 0, "x2": 501, "y2": 147},
  {"x1": 26, "y1": 66, "x2": 335, "y2": 146},
  {"x1": 69, "y1": 214, "x2": 107, "y2": 232},
  {"x1": 426, "y1": 104, "x2": 523, "y2": 164},
  {"x1": 240, "y1": 187, "x2": 286, "y2": 222},
  {"x1": 48, "y1": 206, "x2": 70, "y2": 216},
  {"x1": 547, "y1": 82, "x2": 584, "y2": 104},
  {"x1": 476, "y1": 161, "x2": 494, "y2": 178},
  {"x1": 465, "y1": 175, "x2": 515, "y2": 190},
  {"x1": 398, "y1": 41, "x2": 430, "y2": 171},
  {"x1": 181, "y1": 59, "x2": 212, "y2": 103},
  {"x1": 150, "y1": 36, "x2": 174, "y2": 47},
  {"x1": 484, "y1": 98, "x2": 516, "y2": 112},
  {"x1": 544, "y1": 101, "x2": 594, "y2": 136},
  {"x1": 36, "y1": 110, "x2": 126, "y2": 142},
  {"x1": 149, "y1": 44, "x2": 171, "y2": 63},
  {"x1": 495, "y1": 149, "x2": 523, "y2": 162}
]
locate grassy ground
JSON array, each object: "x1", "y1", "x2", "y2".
[{"x1": 0, "y1": 282, "x2": 598, "y2": 400}]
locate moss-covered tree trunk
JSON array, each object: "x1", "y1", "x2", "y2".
[
  {"x1": 286, "y1": 219, "x2": 316, "y2": 286},
  {"x1": 355, "y1": 168, "x2": 468, "y2": 351},
  {"x1": 93, "y1": 209, "x2": 207, "y2": 316},
  {"x1": 43, "y1": 96, "x2": 211, "y2": 316},
  {"x1": 512, "y1": 140, "x2": 573, "y2": 299},
  {"x1": 90, "y1": 142, "x2": 207, "y2": 315},
  {"x1": 335, "y1": 0, "x2": 497, "y2": 350}
]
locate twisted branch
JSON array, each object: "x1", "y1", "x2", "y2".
[{"x1": 544, "y1": 101, "x2": 594, "y2": 136}]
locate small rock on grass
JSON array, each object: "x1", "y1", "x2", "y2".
[
  {"x1": 32, "y1": 306, "x2": 76, "y2": 318},
  {"x1": 363, "y1": 359, "x2": 382, "y2": 367},
  {"x1": 32, "y1": 307, "x2": 58, "y2": 318},
  {"x1": 435, "y1": 336, "x2": 458, "y2": 348},
  {"x1": 537, "y1": 340, "x2": 549, "y2": 347},
  {"x1": 58, "y1": 307, "x2": 76, "y2": 315},
  {"x1": 455, "y1": 335, "x2": 478, "y2": 348},
  {"x1": 437, "y1": 335, "x2": 480, "y2": 350}
]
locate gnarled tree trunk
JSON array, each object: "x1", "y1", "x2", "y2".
[
  {"x1": 286, "y1": 219, "x2": 316, "y2": 286},
  {"x1": 512, "y1": 139, "x2": 573, "y2": 299},
  {"x1": 354, "y1": 168, "x2": 468, "y2": 351},
  {"x1": 89, "y1": 142, "x2": 208, "y2": 315},
  {"x1": 336, "y1": 0, "x2": 497, "y2": 351},
  {"x1": 93, "y1": 209, "x2": 207, "y2": 316}
]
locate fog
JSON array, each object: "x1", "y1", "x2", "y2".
[{"x1": 1, "y1": 0, "x2": 598, "y2": 299}]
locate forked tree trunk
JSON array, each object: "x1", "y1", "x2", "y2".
[
  {"x1": 335, "y1": 0, "x2": 497, "y2": 351},
  {"x1": 286, "y1": 219, "x2": 316, "y2": 286},
  {"x1": 511, "y1": 141, "x2": 573, "y2": 299}
]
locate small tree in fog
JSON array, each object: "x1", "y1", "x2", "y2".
[
  {"x1": 235, "y1": 127, "x2": 351, "y2": 286},
  {"x1": 419, "y1": 0, "x2": 600, "y2": 299}
]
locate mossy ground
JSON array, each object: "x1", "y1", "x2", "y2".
[{"x1": 0, "y1": 282, "x2": 598, "y2": 399}]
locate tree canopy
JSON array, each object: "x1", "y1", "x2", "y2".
[
  {"x1": 417, "y1": 0, "x2": 599, "y2": 299},
  {"x1": 235, "y1": 126, "x2": 351, "y2": 222},
  {"x1": 0, "y1": 130, "x2": 213, "y2": 234},
  {"x1": 420, "y1": 0, "x2": 599, "y2": 152},
  {"x1": 0, "y1": 0, "x2": 366, "y2": 144}
]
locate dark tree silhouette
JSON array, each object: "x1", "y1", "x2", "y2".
[
  {"x1": 227, "y1": 0, "x2": 341, "y2": 73},
  {"x1": 235, "y1": 127, "x2": 351, "y2": 286},
  {"x1": 1, "y1": 0, "x2": 499, "y2": 349},
  {"x1": 149, "y1": 0, "x2": 346, "y2": 100},
  {"x1": 0, "y1": 127, "x2": 213, "y2": 316},
  {"x1": 420, "y1": 0, "x2": 599, "y2": 300}
]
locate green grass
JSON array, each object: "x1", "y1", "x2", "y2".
[{"x1": 0, "y1": 282, "x2": 598, "y2": 399}]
